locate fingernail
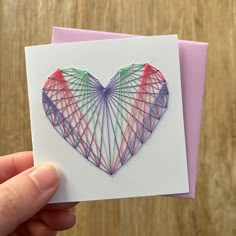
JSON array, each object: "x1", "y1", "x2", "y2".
[{"x1": 29, "y1": 165, "x2": 59, "y2": 192}]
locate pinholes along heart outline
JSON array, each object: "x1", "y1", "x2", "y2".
[{"x1": 42, "y1": 63, "x2": 169, "y2": 175}]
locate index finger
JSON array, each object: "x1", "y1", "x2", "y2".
[{"x1": 0, "y1": 151, "x2": 33, "y2": 183}]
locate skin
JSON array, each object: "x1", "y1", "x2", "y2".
[{"x1": 0, "y1": 151, "x2": 78, "y2": 236}]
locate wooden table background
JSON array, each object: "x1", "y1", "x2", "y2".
[{"x1": 0, "y1": 1, "x2": 235, "y2": 235}]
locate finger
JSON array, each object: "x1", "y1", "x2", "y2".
[
  {"x1": 0, "y1": 151, "x2": 33, "y2": 183},
  {"x1": 45, "y1": 202, "x2": 78, "y2": 211},
  {"x1": 27, "y1": 220, "x2": 57, "y2": 236},
  {"x1": 0, "y1": 164, "x2": 59, "y2": 235},
  {"x1": 9, "y1": 222, "x2": 31, "y2": 236},
  {"x1": 39, "y1": 210, "x2": 76, "y2": 231}
]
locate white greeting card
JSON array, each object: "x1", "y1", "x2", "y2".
[{"x1": 25, "y1": 35, "x2": 189, "y2": 202}]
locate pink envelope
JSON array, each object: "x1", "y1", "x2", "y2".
[{"x1": 52, "y1": 27, "x2": 208, "y2": 198}]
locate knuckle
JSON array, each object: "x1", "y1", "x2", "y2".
[{"x1": 0, "y1": 182, "x2": 21, "y2": 219}]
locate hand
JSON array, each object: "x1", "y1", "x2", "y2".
[{"x1": 0, "y1": 151, "x2": 77, "y2": 236}]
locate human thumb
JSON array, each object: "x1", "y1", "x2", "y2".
[{"x1": 0, "y1": 164, "x2": 59, "y2": 235}]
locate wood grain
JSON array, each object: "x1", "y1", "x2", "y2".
[{"x1": 0, "y1": 0, "x2": 235, "y2": 235}]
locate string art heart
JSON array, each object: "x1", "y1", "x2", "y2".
[{"x1": 42, "y1": 63, "x2": 169, "y2": 175}]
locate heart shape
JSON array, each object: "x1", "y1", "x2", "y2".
[{"x1": 42, "y1": 63, "x2": 169, "y2": 175}]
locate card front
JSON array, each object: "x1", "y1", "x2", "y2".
[{"x1": 25, "y1": 35, "x2": 189, "y2": 202}]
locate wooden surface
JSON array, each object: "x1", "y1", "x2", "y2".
[{"x1": 0, "y1": 0, "x2": 235, "y2": 235}]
